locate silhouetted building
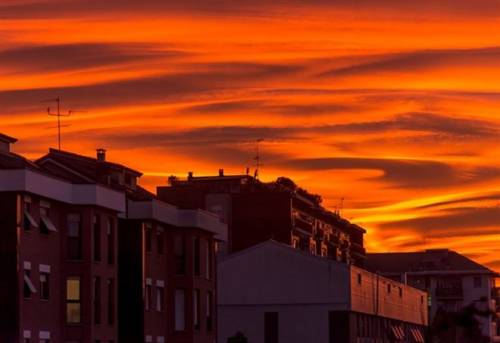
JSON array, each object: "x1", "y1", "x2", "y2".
[
  {"x1": 0, "y1": 134, "x2": 124, "y2": 343},
  {"x1": 158, "y1": 173, "x2": 366, "y2": 266},
  {"x1": 36, "y1": 148, "x2": 226, "y2": 343},
  {"x1": 218, "y1": 240, "x2": 428, "y2": 343},
  {"x1": 366, "y1": 249, "x2": 500, "y2": 342}
]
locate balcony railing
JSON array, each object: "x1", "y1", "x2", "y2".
[{"x1": 435, "y1": 286, "x2": 463, "y2": 299}]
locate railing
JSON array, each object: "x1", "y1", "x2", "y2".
[{"x1": 435, "y1": 286, "x2": 463, "y2": 299}]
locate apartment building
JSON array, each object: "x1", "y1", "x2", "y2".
[
  {"x1": 218, "y1": 240, "x2": 428, "y2": 343},
  {"x1": 0, "y1": 134, "x2": 124, "y2": 343},
  {"x1": 366, "y1": 250, "x2": 500, "y2": 342},
  {"x1": 158, "y1": 173, "x2": 366, "y2": 266},
  {"x1": 36, "y1": 147, "x2": 227, "y2": 343}
]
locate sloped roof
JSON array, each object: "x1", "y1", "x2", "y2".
[
  {"x1": 0, "y1": 133, "x2": 17, "y2": 144},
  {"x1": 37, "y1": 148, "x2": 142, "y2": 181},
  {"x1": 0, "y1": 151, "x2": 39, "y2": 170},
  {"x1": 366, "y1": 250, "x2": 495, "y2": 274}
]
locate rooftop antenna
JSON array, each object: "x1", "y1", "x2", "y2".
[
  {"x1": 338, "y1": 197, "x2": 345, "y2": 216},
  {"x1": 253, "y1": 138, "x2": 263, "y2": 179},
  {"x1": 42, "y1": 97, "x2": 85, "y2": 150}
]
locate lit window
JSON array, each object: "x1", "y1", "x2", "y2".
[{"x1": 66, "y1": 277, "x2": 81, "y2": 323}]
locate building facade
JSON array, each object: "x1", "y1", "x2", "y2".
[
  {"x1": 35, "y1": 147, "x2": 227, "y2": 343},
  {"x1": 217, "y1": 240, "x2": 428, "y2": 343},
  {"x1": 366, "y1": 250, "x2": 500, "y2": 342},
  {"x1": 158, "y1": 173, "x2": 366, "y2": 266},
  {"x1": 0, "y1": 134, "x2": 124, "y2": 343}
]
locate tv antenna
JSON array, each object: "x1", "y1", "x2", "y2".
[
  {"x1": 42, "y1": 97, "x2": 85, "y2": 150},
  {"x1": 253, "y1": 139, "x2": 264, "y2": 179}
]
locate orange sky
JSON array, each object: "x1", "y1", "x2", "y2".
[{"x1": 1, "y1": 0, "x2": 499, "y2": 272}]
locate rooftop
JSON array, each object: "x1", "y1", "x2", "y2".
[{"x1": 366, "y1": 249, "x2": 496, "y2": 275}]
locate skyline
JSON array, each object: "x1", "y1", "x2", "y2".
[{"x1": 1, "y1": 0, "x2": 499, "y2": 271}]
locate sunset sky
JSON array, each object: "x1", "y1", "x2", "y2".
[{"x1": 1, "y1": 0, "x2": 499, "y2": 271}]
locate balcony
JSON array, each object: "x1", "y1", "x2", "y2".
[
  {"x1": 350, "y1": 242, "x2": 366, "y2": 257},
  {"x1": 292, "y1": 216, "x2": 314, "y2": 234},
  {"x1": 435, "y1": 286, "x2": 464, "y2": 299}
]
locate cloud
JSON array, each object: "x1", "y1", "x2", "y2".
[
  {"x1": 321, "y1": 47, "x2": 500, "y2": 77},
  {"x1": 380, "y1": 206, "x2": 500, "y2": 235},
  {"x1": 416, "y1": 192, "x2": 500, "y2": 210},
  {"x1": 279, "y1": 157, "x2": 500, "y2": 188},
  {"x1": 0, "y1": 43, "x2": 183, "y2": 73}
]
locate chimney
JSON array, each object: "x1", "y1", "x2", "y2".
[
  {"x1": 96, "y1": 148, "x2": 106, "y2": 162},
  {"x1": 188, "y1": 171, "x2": 193, "y2": 180},
  {"x1": 0, "y1": 133, "x2": 17, "y2": 153},
  {"x1": 219, "y1": 168, "x2": 224, "y2": 177}
]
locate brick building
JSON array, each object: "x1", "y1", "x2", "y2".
[
  {"x1": 36, "y1": 148, "x2": 226, "y2": 343},
  {"x1": 0, "y1": 134, "x2": 124, "y2": 343},
  {"x1": 158, "y1": 173, "x2": 366, "y2": 266}
]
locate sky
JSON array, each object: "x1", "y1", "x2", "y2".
[{"x1": 1, "y1": 0, "x2": 499, "y2": 271}]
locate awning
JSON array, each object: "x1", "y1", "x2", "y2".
[
  {"x1": 41, "y1": 216, "x2": 57, "y2": 232},
  {"x1": 24, "y1": 273, "x2": 37, "y2": 293},
  {"x1": 24, "y1": 211, "x2": 38, "y2": 228}
]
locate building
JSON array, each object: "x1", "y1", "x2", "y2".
[
  {"x1": 366, "y1": 250, "x2": 500, "y2": 342},
  {"x1": 0, "y1": 133, "x2": 124, "y2": 343},
  {"x1": 36, "y1": 148, "x2": 227, "y2": 343},
  {"x1": 158, "y1": 173, "x2": 366, "y2": 266},
  {"x1": 217, "y1": 240, "x2": 428, "y2": 343}
]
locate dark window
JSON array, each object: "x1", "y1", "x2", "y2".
[
  {"x1": 107, "y1": 218, "x2": 114, "y2": 264},
  {"x1": 174, "y1": 235, "x2": 186, "y2": 275},
  {"x1": 175, "y1": 289, "x2": 186, "y2": 331},
  {"x1": 39, "y1": 207, "x2": 51, "y2": 234},
  {"x1": 357, "y1": 273, "x2": 362, "y2": 285},
  {"x1": 94, "y1": 277, "x2": 101, "y2": 324},
  {"x1": 193, "y1": 237, "x2": 200, "y2": 276},
  {"x1": 157, "y1": 227, "x2": 164, "y2": 254},
  {"x1": 206, "y1": 240, "x2": 213, "y2": 279},
  {"x1": 193, "y1": 289, "x2": 200, "y2": 330},
  {"x1": 145, "y1": 225, "x2": 152, "y2": 253},
  {"x1": 156, "y1": 284, "x2": 164, "y2": 312},
  {"x1": 93, "y1": 215, "x2": 101, "y2": 262},
  {"x1": 40, "y1": 272, "x2": 50, "y2": 300},
  {"x1": 387, "y1": 284, "x2": 391, "y2": 294},
  {"x1": 206, "y1": 291, "x2": 213, "y2": 332},
  {"x1": 399, "y1": 287, "x2": 403, "y2": 298},
  {"x1": 265, "y1": 312, "x2": 279, "y2": 343},
  {"x1": 23, "y1": 200, "x2": 35, "y2": 231},
  {"x1": 107, "y1": 279, "x2": 114, "y2": 325},
  {"x1": 145, "y1": 283, "x2": 152, "y2": 311},
  {"x1": 67, "y1": 214, "x2": 82, "y2": 260},
  {"x1": 23, "y1": 269, "x2": 35, "y2": 299},
  {"x1": 66, "y1": 277, "x2": 81, "y2": 323},
  {"x1": 473, "y1": 276, "x2": 482, "y2": 288}
]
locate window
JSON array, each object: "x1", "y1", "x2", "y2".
[
  {"x1": 175, "y1": 289, "x2": 186, "y2": 331},
  {"x1": 66, "y1": 277, "x2": 81, "y2": 323},
  {"x1": 473, "y1": 276, "x2": 482, "y2": 288},
  {"x1": 399, "y1": 287, "x2": 403, "y2": 298},
  {"x1": 40, "y1": 272, "x2": 50, "y2": 300},
  {"x1": 23, "y1": 264, "x2": 36, "y2": 299},
  {"x1": 93, "y1": 215, "x2": 101, "y2": 261},
  {"x1": 23, "y1": 330, "x2": 31, "y2": 343},
  {"x1": 387, "y1": 284, "x2": 391, "y2": 294},
  {"x1": 193, "y1": 289, "x2": 200, "y2": 330},
  {"x1": 157, "y1": 227, "x2": 164, "y2": 254},
  {"x1": 206, "y1": 291, "x2": 213, "y2": 332},
  {"x1": 107, "y1": 218, "x2": 114, "y2": 264},
  {"x1": 292, "y1": 237, "x2": 299, "y2": 249},
  {"x1": 107, "y1": 279, "x2": 114, "y2": 325},
  {"x1": 357, "y1": 273, "x2": 362, "y2": 285},
  {"x1": 145, "y1": 224, "x2": 152, "y2": 253},
  {"x1": 156, "y1": 281, "x2": 164, "y2": 312},
  {"x1": 23, "y1": 197, "x2": 37, "y2": 231},
  {"x1": 193, "y1": 237, "x2": 200, "y2": 277},
  {"x1": 206, "y1": 240, "x2": 212, "y2": 280},
  {"x1": 145, "y1": 280, "x2": 152, "y2": 311},
  {"x1": 310, "y1": 241, "x2": 316, "y2": 255},
  {"x1": 40, "y1": 206, "x2": 57, "y2": 234},
  {"x1": 174, "y1": 235, "x2": 186, "y2": 275},
  {"x1": 94, "y1": 277, "x2": 101, "y2": 324},
  {"x1": 264, "y1": 312, "x2": 279, "y2": 343},
  {"x1": 67, "y1": 214, "x2": 82, "y2": 260}
]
